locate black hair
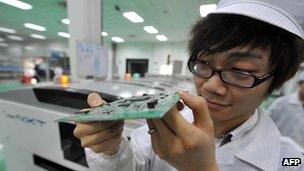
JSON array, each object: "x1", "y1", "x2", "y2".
[{"x1": 188, "y1": 14, "x2": 304, "y2": 96}]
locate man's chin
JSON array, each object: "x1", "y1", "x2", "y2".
[{"x1": 208, "y1": 108, "x2": 232, "y2": 122}]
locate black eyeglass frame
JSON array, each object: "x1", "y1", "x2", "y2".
[{"x1": 187, "y1": 52, "x2": 274, "y2": 88}]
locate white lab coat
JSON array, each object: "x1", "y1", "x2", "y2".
[
  {"x1": 85, "y1": 106, "x2": 304, "y2": 171},
  {"x1": 268, "y1": 93, "x2": 304, "y2": 148}
]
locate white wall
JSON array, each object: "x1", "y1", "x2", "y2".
[{"x1": 115, "y1": 41, "x2": 191, "y2": 78}]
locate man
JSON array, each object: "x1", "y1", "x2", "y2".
[
  {"x1": 268, "y1": 73, "x2": 304, "y2": 149},
  {"x1": 74, "y1": 0, "x2": 304, "y2": 170}
]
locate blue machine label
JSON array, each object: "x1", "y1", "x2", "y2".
[{"x1": 6, "y1": 114, "x2": 46, "y2": 127}]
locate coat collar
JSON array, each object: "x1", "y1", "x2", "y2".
[{"x1": 216, "y1": 107, "x2": 281, "y2": 170}]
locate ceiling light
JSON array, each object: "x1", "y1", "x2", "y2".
[
  {"x1": 30, "y1": 34, "x2": 46, "y2": 40},
  {"x1": 111, "y1": 36, "x2": 124, "y2": 43},
  {"x1": 156, "y1": 35, "x2": 168, "y2": 41},
  {"x1": 57, "y1": 32, "x2": 70, "y2": 38},
  {"x1": 101, "y1": 31, "x2": 108, "y2": 36},
  {"x1": 7, "y1": 35, "x2": 24, "y2": 41},
  {"x1": 61, "y1": 18, "x2": 70, "y2": 25},
  {"x1": 0, "y1": 43, "x2": 8, "y2": 47},
  {"x1": 23, "y1": 23, "x2": 46, "y2": 31},
  {"x1": 123, "y1": 11, "x2": 144, "y2": 23},
  {"x1": 199, "y1": 4, "x2": 217, "y2": 17},
  {"x1": 0, "y1": 37, "x2": 4, "y2": 42},
  {"x1": 0, "y1": 0, "x2": 32, "y2": 10},
  {"x1": 0, "y1": 27, "x2": 16, "y2": 34},
  {"x1": 143, "y1": 26, "x2": 158, "y2": 34}
]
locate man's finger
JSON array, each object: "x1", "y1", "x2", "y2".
[
  {"x1": 151, "y1": 118, "x2": 177, "y2": 144},
  {"x1": 147, "y1": 119, "x2": 162, "y2": 155},
  {"x1": 81, "y1": 123, "x2": 123, "y2": 147},
  {"x1": 146, "y1": 119, "x2": 156, "y2": 131},
  {"x1": 74, "y1": 121, "x2": 122, "y2": 137},
  {"x1": 87, "y1": 92, "x2": 106, "y2": 107},
  {"x1": 89, "y1": 131, "x2": 122, "y2": 153},
  {"x1": 179, "y1": 92, "x2": 212, "y2": 128},
  {"x1": 163, "y1": 106, "x2": 192, "y2": 141}
]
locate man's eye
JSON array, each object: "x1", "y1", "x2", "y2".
[
  {"x1": 231, "y1": 68, "x2": 255, "y2": 73},
  {"x1": 199, "y1": 60, "x2": 210, "y2": 65}
]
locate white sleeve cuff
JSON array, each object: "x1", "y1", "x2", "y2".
[{"x1": 85, "y1": 137, "x2": 134, "y2": 171}]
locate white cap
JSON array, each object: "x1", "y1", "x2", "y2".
[{"x1": 209, "y1": 0, "x2": 304, "y2": 39}]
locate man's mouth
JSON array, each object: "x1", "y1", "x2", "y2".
[{"x1": 205, "y1": 99, "x2": 231, "y2": 110}]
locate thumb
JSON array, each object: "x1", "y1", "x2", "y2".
[{"x1": 179, "y1": 91, "x2": 212, "y2": 128}]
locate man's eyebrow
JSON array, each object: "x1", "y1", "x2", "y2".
[
  {"x1": 227, "y1": 51, "x2": 263, "y2": 59},
  {"x1": 224, "y1": 51, "x2": 264, "y2": 65}
]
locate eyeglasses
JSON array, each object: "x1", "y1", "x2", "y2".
[{"x1": 187, "y1": 59, "x2": 273, "y2": 88}]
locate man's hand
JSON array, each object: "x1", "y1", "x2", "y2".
[
  {"x1": 147, "y1": 91, "x2": 218, "y2": 171},
  {"x1": 73, "y1": 93, "x2": 124, "y2": 155}
]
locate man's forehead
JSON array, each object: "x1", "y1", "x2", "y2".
[
  {"x1": 224, "y1": 48, "x2": 267, "y2": 63},
  {"x1": 201, "y1": 45, "x2": 269, "y2": 63}
]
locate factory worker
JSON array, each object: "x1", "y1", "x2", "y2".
[
  {"x1": 73, "y1": 0, "x2": 304, "y2": 170},
  {"x1": 268, "y1": 72, "x2": 304, "y2": 149}
]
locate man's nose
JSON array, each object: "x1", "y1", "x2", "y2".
[{"x1": 202, "y1": 73, "x2": 227, "y2": 96}]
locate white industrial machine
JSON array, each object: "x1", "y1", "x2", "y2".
[{"x1": 0, "y1": 80, "x2": 184, "y2": 171}]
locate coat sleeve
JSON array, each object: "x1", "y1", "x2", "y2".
[{"x1": 84, "y1": 126, "x2": 156, "y2": 171}]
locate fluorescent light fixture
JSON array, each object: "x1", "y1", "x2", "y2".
[
  {"x1": 7, "y1": 35, "x2": 24, "y2": 41},
  {"x1": 156, "y1": 34, "x2": 168, "y2": 41},
  {"x1": 0, "y1": 37, "x2": 4, "y2": 42},
  {"x1": 30, "y1": 34, "x2": 46, "y2": 40},
  {"x1": 61, "y1": 18, "x2": 70, "y2": 25},
  {"x1": 199, "y1": 4, "x2": 217, "y2": 17},
  {"x1": 0, "y1": 43, "x2": 8, "y2": 47},
  {"x1": 101, "y1": 31, "x2": 108, "y2": 37},
  {"x1": 123, "y1": 11, "x2": 144, "y2": 23},
  {"x1": 0, "y1": 27, "x2": 16, "y2": 34},
  {"x1": 23, "y1": 23, "x2": 46, "y2": 31},
  {"x1": 57, "y1": 32, "x2": 70, "y2": 38},
  {"x1": 111, "y1": 36, "x2": 124, "y2": 43},
  {"x1": 143, "y1": 26, "x2": 158, "y2": 34},
  {"x1": 0, "y1": 0, "x2": 32, "y2": 10}
]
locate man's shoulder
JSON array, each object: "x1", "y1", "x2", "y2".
[
  {"x1": 268, "y1": 94, "x2": 294, "y2": 111},
  {"x1": 278, "y1": 137, "x2": 304, "y2": 170},
  {"x1": 280, "y1": 137, "x2": 304, "y2": 156},
  {"x1": 273, "y1": 94, "x2": 292, "y2": 105}
]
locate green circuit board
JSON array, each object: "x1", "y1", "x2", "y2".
[{"x1": 56, "y1": 92, "x2": 180, "y2": 122}]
